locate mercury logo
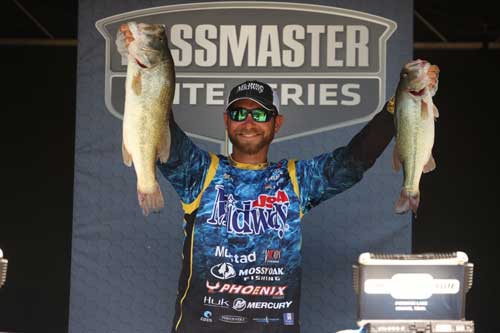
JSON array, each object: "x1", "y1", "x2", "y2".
[
  {"x1": 232, "y1": 298, "x2": 247, "y2": 311},
  {"x1": 96, "y1": 2, "x2": 397, "y2": 147}
]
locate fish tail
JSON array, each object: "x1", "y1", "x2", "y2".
[
  {"x1": 395, "y1": 189, "x2": 420, "y2": 215},
  {"x1": 137, "y1": 181, "x2": 164, "y2": 216}
]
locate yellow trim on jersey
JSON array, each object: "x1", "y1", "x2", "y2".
[
  {"x1": 288, "y1": 159, "x2": 303, "y2": 218},
  {"x1": 228, "y1": 155, "x2": 268, "y2": 170},
  {"x1": 175, "y1": 221, "x2": 195, "y2": 331},
  {"x1": 181, "y1": 153, "x2": 219, "y2": 214}
]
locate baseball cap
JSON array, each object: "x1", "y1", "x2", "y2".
[{"x1": 225, "y1": 80, "x2": 280, "y2": 113}]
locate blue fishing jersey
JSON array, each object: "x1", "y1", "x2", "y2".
[{"x1": 158, "y1": 106, "x2": 393, "y2": 333}]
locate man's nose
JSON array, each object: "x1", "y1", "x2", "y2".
[{"x1": 240, "y1": 112, "x2": 257, "y2": 124}]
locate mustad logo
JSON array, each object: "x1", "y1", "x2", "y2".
[
  {"x1": 214, "y1": 246, "x2": 256, "y2": 263},
  {"x1": 96, "y1": 2, "x2": 398, "y2": 145}
]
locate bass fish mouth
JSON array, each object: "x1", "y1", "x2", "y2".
[
  {"x1": 134, "y1": 58, "x2": 169, "y2": 70},
  {"x1": 409, "y1": 87, "x2": 426, "y2": 96},
  {"x1": 135, "y1": 58, "x2": 148, "y2": 68},
  {"x1": 140, "y1": 46, "x2": 161, "y2": 53}
]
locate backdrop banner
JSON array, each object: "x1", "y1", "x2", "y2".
[{"x1": 71, "y1": 1, "x2": 412, "y2": 332}]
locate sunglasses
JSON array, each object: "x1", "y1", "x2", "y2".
[{"x1": 227, "y1": 108, "x2": 277, "y2": 123}]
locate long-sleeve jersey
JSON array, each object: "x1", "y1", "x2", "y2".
[{"x1": 158, "y1": 105, "x2": 394, "y2": 333}]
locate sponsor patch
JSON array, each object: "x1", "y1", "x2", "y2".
[
  {"x1": 253, "y1": 316, "x2": 281, "y2": 324},
  {"x1": 214, "y1": 246, "x2": 256, "y2": 264},
  {"x1": 265, "y1": 249, "x2": 281, "y2": 264},
  {"x1": 206, "y1": 281, "x2": 287, "y2": 296},
  {"x1": 219, "y1": 315, "x2": 248, "y2": 324},
  {"x1": 232, "y1": 298, "x2": 293, "y2": 311},
  {"x1": 283, "y1": 312, "x2": 294, "y2": 325},
  {"x1": 200, "y1": 310, "x2": 213, "y2": 323},
  {"x1": 203, "y1": 296, "x2": 230, "y2": 308},
  {"x1": 207, "y1": 186, "x2": 290, "y2": 239},
  {"x1": 210, "y1": 262, "x2": 237, "y2": 280}
]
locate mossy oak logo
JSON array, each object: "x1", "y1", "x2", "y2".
[{"x1": 96, "y1": 2, "x2": 396, "y2": 146}]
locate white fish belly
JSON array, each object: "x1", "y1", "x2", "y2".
[
  {"x1": 123, "y1": 62, "x2": 169, "y2": 193},
  {"x1": 396, "y1": 97, "x2": 435, "y2": 194}
]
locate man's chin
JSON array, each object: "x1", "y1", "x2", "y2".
[{"x1": 231, "y1": 141, "x2": 264, "y2": 155}]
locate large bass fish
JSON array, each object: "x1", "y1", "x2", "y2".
[
  {"x1": 391, "y1": 59, "x2": 439, "y2": 215},
  {"x1": 116, "y1": 22, "x2": 175, "y2": 216}
]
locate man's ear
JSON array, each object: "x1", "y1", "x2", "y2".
[
  {"x1": 274, "y1": 115, "x2": 284, "y2": 133},
  {"x1": 223, "y1": 112, "x2": 229, "y2": 129}
]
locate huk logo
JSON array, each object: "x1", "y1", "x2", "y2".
[
  {"x1": 95, "y1": 2, "x2": 397, "y2": 148},
  {"x1": 203, "y1": 296, "x2": 230, "y2": 308},
  {"x1": 207, "y1": 185, "x2": 290, "y2": 239}
]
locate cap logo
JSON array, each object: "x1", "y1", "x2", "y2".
[{"x1": 237, "y1": 82, "x2": 264, "y2": 94}]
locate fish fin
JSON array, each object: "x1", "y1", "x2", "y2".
[
  {"x1": 386, "y1": 96, "x2": 395, "y2": 114},
  {"x1": 132, "y1": 72, "x2": 142, "y2": 95},
  {"x1": 122, "y1": 142, "x2": 133, "y2": 167},
  {"x1": 421, "y1": 100, "x2": 430, "y2": 120},
  {"x1": 423, "y1": 155, "x2": 436, "y2": 173},
  {"x1": 395, "y1": 189, "x2": 420, "y2": 215},
  {"x1": 392, "y1": 145, "x2": 402, "y2": 172},
  {"x1": 137, "y1": 181, "x2": 164, "y2": 216},
  {"x1": 428, "y1": 65, "x2": 440, "y2": 96},
  {"x1": 433, "y1": 103, "x2": 439, "y2": 119},
  {"x1": 157, "y1": 126, "x2": 171, "y2": 163},
  {"x1": 115, "y1": 28, "x2": 129, "y2": 63}
]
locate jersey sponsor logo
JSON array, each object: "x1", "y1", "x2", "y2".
[
  {"x1": 210, "y1": 262, "x2": 284, "y2": 281},
  {"x1": 207, "y1": 186, "x2": 290, "y2": 239},
  {"x1": 253, "y1": 316, "x2": 281, "y2": 324},
  {"x1": 206, "y1": 281, "x2": 287, "y2": 297},
  {"x1": 239, "y1": 266, "x2": 285, "y2": 282},
  {"x1": 210, "y1": 262, "x2": 237, "y2": 280},
  {"x1": 219, "y1": 315, "x2": 248, "y2": 324},
  {"x1": 232, "y1": 298, "x2": 293, "y2": 311},
  {"x1": 265, "y1": 249, "x2": 281, "y2": 264},
  {"x1": 200, "y1": 310, "x2": 213, "y2": 323},
  {"x1": 214, "y1": 246, "x2": 256, "y2": 263},
  {"x1": 203, "y1": 296, "x2": 230, "y2": 308},
  {"x1": 232, "y1": 298, "x2": 247, "y2": 311},
  {"x1": 283, "y1": 312, "x2": 295, "y2": 325}
]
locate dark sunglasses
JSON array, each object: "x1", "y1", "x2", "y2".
[{"x1": 227, "y1": 108, "x2": 277, "y2": 123}]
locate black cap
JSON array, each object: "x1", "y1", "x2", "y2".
[{"x1": 225, "y1": 80, "x2": 280, "y2": 113}]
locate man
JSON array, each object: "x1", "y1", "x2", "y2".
[
  {"x1": 157, "y1": 79, "x2": 399, "y2": 333},
  {"x1": 120, "y1": 26, "x2": 434, "y2": 333}
]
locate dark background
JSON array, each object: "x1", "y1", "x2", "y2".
[{"x1": 0, "y1": 1, "x2": 498, "y2": 332}]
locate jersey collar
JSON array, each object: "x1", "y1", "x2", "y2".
[{"x1": 228, "y1": 155, "x2": 269, "y2": 170}]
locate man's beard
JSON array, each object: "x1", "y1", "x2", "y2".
[{"x1": 228, "y1": 128, "x2": 275, "y2": 155}]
